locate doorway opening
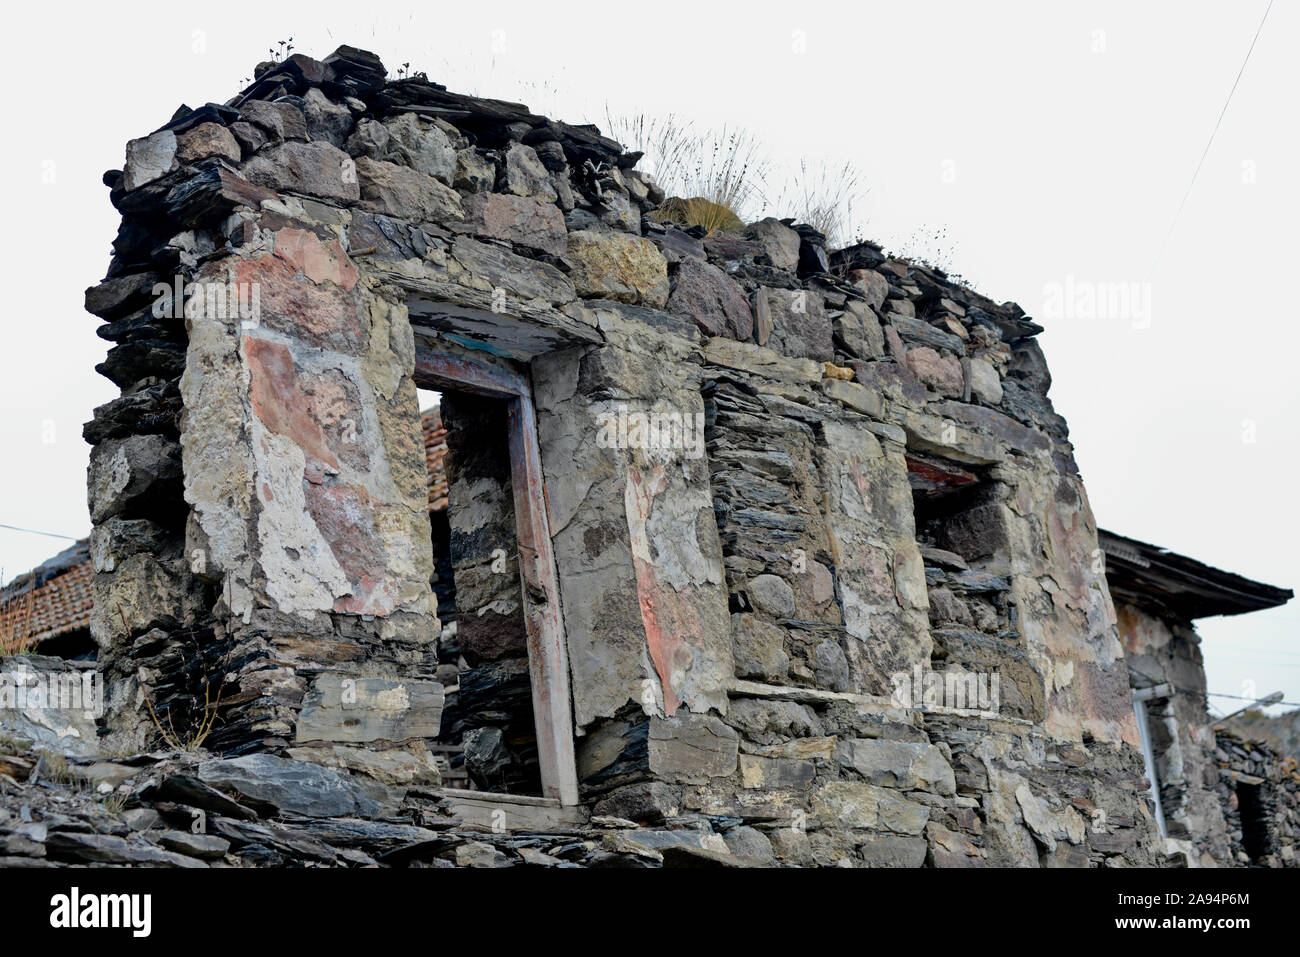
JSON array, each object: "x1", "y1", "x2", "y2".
[
  {"x1": 420, "y1": 390, "x2": 539, "y2": 795},
  {"x1": 1237, "y1": 781, "x2": 1272, "y2": 864},
  {"x1": 413, "y1": 345, "x2": 578, "y2": 806}
]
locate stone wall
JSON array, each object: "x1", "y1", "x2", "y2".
[
  {"x1": 1115, "y1": 599, "x2": 1231, "y2": 864},
  {"x1": 82, "y1": 45, "x2": 1163, "y2": 865},
  {"x1": 1214, "y1": 726, "x2": 1299, "y2": 867},
  {"x1": 1226, "y1": 707, "x2": 1300, "y2": 760}
]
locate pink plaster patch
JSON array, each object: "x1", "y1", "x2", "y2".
[
  {"x1": 272, "y1": 227, "x2": 359, "y2": 290},
  {"x1": 232, "y1": 253, "x2": 361, "y2": 344},
  {"x1": 625, "y1": 464, "x2": 698, "y2": 715},
  {"x1": 850, "y1": 456, "x2": 872, "y2": 513},
  {"x1": 245, "y1": 336, "x2": 339, "y2": 470},
  {"x1": 302, "y1": 480, "x2": 400, "y2": 616}
]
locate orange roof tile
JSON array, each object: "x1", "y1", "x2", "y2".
[
  {"x1": 0, "y1": 543, "x2": 93, "y2": 653},
  {"x1": 422, "y1": 406, "x2": 449, "y2": 513}
]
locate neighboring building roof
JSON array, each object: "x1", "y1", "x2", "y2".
[
  {"x1": 1100, "y1": 528, "x2": 1293, "y2": 620},
  {"x1": 422, "y1": 406, "x2": 448, "y2": 512},
  {"x1": 0, "y1": 539, "x2": 94, "y2": 650},
  {"x1": 1224, "y1": 707, "x2": 1300, "y2": 760}
]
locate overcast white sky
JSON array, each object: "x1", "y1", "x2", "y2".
[{"x1": 1, "y1": 0, "x2": 1295, "y2": 715}]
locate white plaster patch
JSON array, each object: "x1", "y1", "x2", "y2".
[
  {"x1": 252, "y1": 428, "x2": 351, "y2": 616},
  {"x1": 839, "y1": 584, "x2": 873, "y2": 643},
  {"x1": 373, "y1": 684, "x2": 412, "y2": 712},
  {"x1": 181, "y1": 310, "x2": 256, "y2": 620}
]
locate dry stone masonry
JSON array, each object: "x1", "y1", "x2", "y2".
[
  {"x1": 1102, "y1": 529, "x2": 1296, "y2": 866},
  {"x1": 36, "y1": 44, "x2": 1286, "y2": 867}
]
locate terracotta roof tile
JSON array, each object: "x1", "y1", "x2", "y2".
[
  {"x1": 0, "y1": 546, "x2": 93, "y2": 653},
  {"x1": 422, "y1": 406, "x2": 448, "y2": 513}
]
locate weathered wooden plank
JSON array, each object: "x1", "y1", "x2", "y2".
[
  {"x1": 436, "y1": 788, "x2": 589, "y2": 832},
  {"x1": 413, "y1": 347, "x2": 528, "y2": 398},
  {"x1": 436, "y1": 787, "x2": 560, "y2": 809},
  {"x1": 508, "y1": 386, "x2": 580, "y2": 806}
]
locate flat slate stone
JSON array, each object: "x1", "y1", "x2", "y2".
[{"x1": 196, "y1": 753, "x2": 380, "y2": 819}]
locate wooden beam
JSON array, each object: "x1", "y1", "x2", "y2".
[
  {"x1": 414, "y1": 347, "x2": 528, "y2": 398},
  {"x1": 508, "y1": 386, "x2": 580, "y2": 806}
]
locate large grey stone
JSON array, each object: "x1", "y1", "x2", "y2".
[
  {"x1": 45, "y1": 832, "x2": 207, "y2": 867},
  {"x1": 812, "y1": 782, "x2": 878, "y2": 829},
  {"x1": 727, "y1": 699, "x2": 823, "y2": 742},
  {"x1": 832, "y1": 300, "x2": 885, "y2": 359},
  {"x1": 462, "y1": 192, "x2": 566, "y2": 256},
  {"x1": 450, "y1": 236, "x2": 574, "y2": 304},
  {"x1": 383, "y1": 113, "x2": 456, "y2": 185},
  {"x1": 812, "y1": 638, "x2": 852, "y2": 692},
  {"x1": 0, "y1": 657, "x2": 101, "y2": 755},
  {"x1": 157, "y1": 830, "x2": 231, "y2": 860},
  {"x1": 302, "y1": 88, "x2": 354, "y2": 148},
  {"x1": 344, "y1": 118, "x2": 390, "y2": 159},
  {"x1": 731, "y1": 614, "x2": 790, "y2": 681},
  {"x1": 503, "y1": 143, "x2": 557, "y2": 202},
  {"x1": 753, "y1": 287, "x2": 833, "y2": 361},
  {"x1": 968, "y1": 356, "x2": 1003, "y2": 405},
  {"x1": 725, "y1": 825, "x2": 776, "y2": 863},
  {"x1": 857, "y1": 834, "x2": 927, "y2": 867},
  {"x1": 746, "y1": 218, "x2": 801, "y2": 270},
  {"x1": 122, "y1": 130, "x2": 177, "y2": 191},
  {"x1": 665, "y1": 257, "x2": 753, "y2": 340},
  {"x1": 835, "y1": 739, "x2": 956, "y2": 795},
  {"x1": 196, "y1": 753, "x2": 380, "y2": 818},
  {"x1": 454, "y1": 148, "x2": 496, "y2": 192},
  {"x1": 176, "y1": 123, "x2": 241, "y2": 164},
  {"x1": 890, "y1": 313, "x2": 964, "y2": 353},
  {"x1": 747, "y1": 574, "x2": 795, "y2": 618},
  {"x1": 813, "y1": 781, "x2": 930, "y2": 834},
  {"x1": 821, "y1": 377, "x2": 883, "y2": 417},
  {"x1": 738, "y1": 754, "x2": 816, "y2": 790},
  {"x1": 242, "y1": 140, "x2": 360, "y2": 203},
  {"x1": 648, "y1": 712, "x2": 738, "y2": 784},
  {"x1": 285, "y1": 742, "x2": 442, "y2": 786},
  {"x1": 593, "y1": 781, "x2": 681, "y2": 824},
  {"x1": 295, "y1": 675, "x2": 444, "y2": 745},
  {"x1": 354, "y1": 155, "x2": 462, "y2": 221},
  {"x1": 770, "y1": 828, "x2": 814, "y2": 866},
  {"x1": 87, "y1": 434, "x2": 181, "y2": 523},
  {"x1": 848, "y1": 269, "x2": 890, "y2": 311}
]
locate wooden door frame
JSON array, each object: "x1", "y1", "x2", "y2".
[{"x1": 414, "y1": 347, "x2": 579, "y2": 806}]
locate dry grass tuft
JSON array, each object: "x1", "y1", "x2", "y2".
[
  {"x1": 0, "y1": 590, "x2": 36, "y2": 656},
  {"x1": 892, "y1": 225, "x2": 959, "y2": 275},
  {"x1": 607, "y1": 112, "x2": 768, "y2": 233},
  {"x1": 116, "y1": 604, "x2": 223, "y2": 752},
  {"x1": 768, "y1": 159, "x2": 866, "y2": 249},
  {"x1": 651, "y1": 196, "x2": 746, "y2": 234}
]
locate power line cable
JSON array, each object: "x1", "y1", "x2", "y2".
[
  {"x1": 0, "y1": 523, "x2": 80, "y2": 541},
  {"x1": 1151, "y1": 0, "x2": 1275, "y2": 272},
  {"x1": 1128, "y1": 662, "x2": 1299, "y2": 708}
]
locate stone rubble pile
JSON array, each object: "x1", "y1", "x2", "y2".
[{"x1": 0, "y1": 736, "x2": 784, "y2": 868}]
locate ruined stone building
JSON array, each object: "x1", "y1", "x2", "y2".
[
  {"x1": 1100, "y1": 530, "x2": 1295, "y2": 866},
  {"x1": 2, "y1": 45, "x2": 1295, "y2": 867}
]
